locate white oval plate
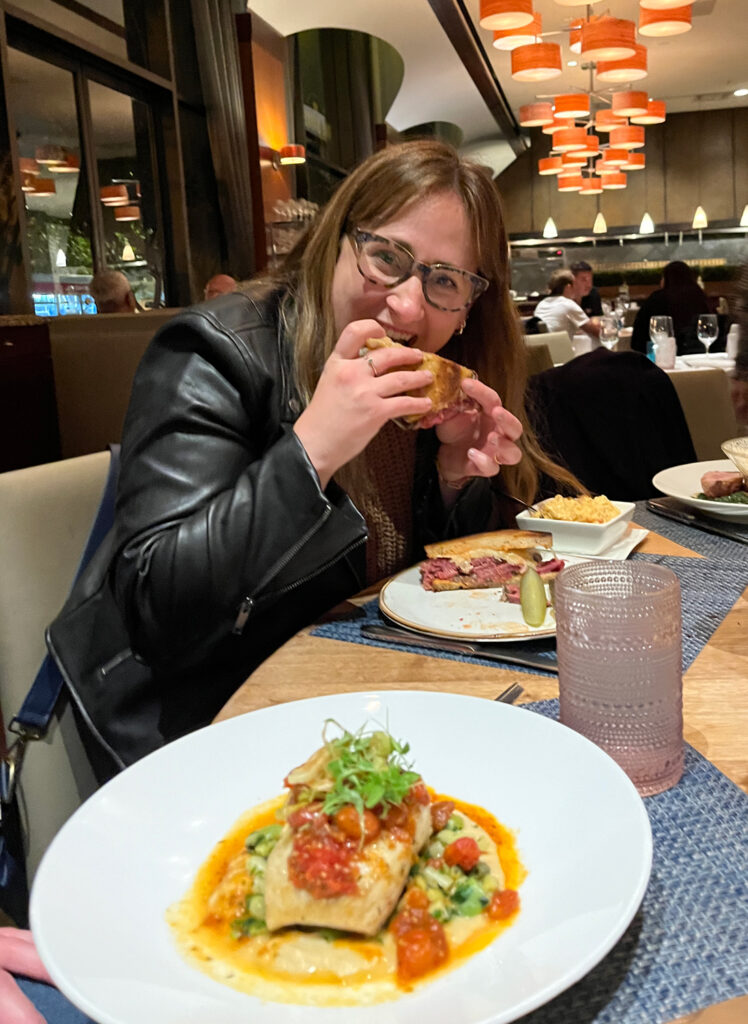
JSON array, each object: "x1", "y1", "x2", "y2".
[
  {"x1": 652, "y1": 459, "x2": 748, "y2": 522},
  {"x1": 31, "y1": 691, "x2": 652, "y2": 1024},
  {"x1": 379, "y1": 556, "x2": 589, "y2": 642}
]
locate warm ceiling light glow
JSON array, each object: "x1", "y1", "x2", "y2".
[
  {"x1": 620, "y1": 152, "x2": 646, "y2": 171},
  {"x1": 542, "y1": 216, "x2": 558, "y2": 239},
  {"x1": 595, "y1": 109, "x2": 626, "y2": 132},
  {"x1": 31, "y1": 177, "x2": 56, "y2": 196},
  {"x1": 279, "y1": 144, "x2": 306, "y2": 165},
  {"x1": 562, "y1": 151, "x2": 587, "y2": 167},
  {"x1": 20, "y1": 173, "x2": 36, "y2": 192},
  {"x1": 609, "y1": 125, "x2": 646, "y2": 150},
  {"x1": 114, "y1": 205, "x2": 141, "y2": 222},
  {"x1": 542, "y1": 117, "x2": 569, "y2": 135},
  {"x1": 612, "y1": 91, "x2": 649, "y2": 117},
  {"x1": 493, "y1": 12, "x2": 541, "y2": 50},
  {"x1": 55, "y1": 248, "x2": 66, "y2": 267},
  {"x1": 600, "y1": 148, "x2": 629, "y2": 166},
  {"x1": 567, "y1": 60, "x2": 578, "y2": 67},
  {"x1": 734, "y1": 88, "x2": 748, "y2": 98},
  {"x1": 50, "y1": 153, "x2": 80, "y2": 173},
  {"x1": 639, "y1": 212, "x2": 655, "y2": 234},
  {"x1": 100, "y1": 184, "x2": 130, "y2": 206},
  {"x1": 639, "y1": 5, "x2": 692, "y2": 36},
  {"x1": 553, "y1": 93, "x2": 590, "y2": 119},
  {"x1": 691, "y1": 205, "x2": 708, "y2": 229},
  {"x1": 554, "y1": 0, "x2": 605, "y2": 6},
  {"x1": 538, "y1": 156, "x2": 563, "y2": 175},
  {"x1": 574, "y1": 135, "x2": 601, "y2": 158},
  {"x1": 580, "y1": 176, "x2": 603, "y2": 195},
  {"x1": 581, "y1": 17, "x2": 637, "y2": 62},
  {"x1": 511, "y1": 42, "x2": 563, "y2": 82},
  {"x1": 121, "y1": 242, "x2": 136, "y2": 262},
  {"x1": 552, "y1": 127, "x2": 588, "y2": 152},
  {"x1": 631, "y1": 100, "x2": 666, "y2": 125},
  {"x1": 35, "y1": 144, "x2": 66, "y2": 164},
  {"x1": 519, "y1": 102, "x2": 554, "y2": 126},
  {"x1": 593, "y1": 212, "x2": 607, "y2": 234},
  {"x1": 19, "y1": 157, "x2": 40, "y2": 175},
  {"x1": 739, "y1": 205, "x2": 748, "y2": 228},
  {"x1": 557, "y1": 174, "x2": 584, "y2": 192},
  {"x1": 479, "y1": 0, "x2": 533, "y2": 30},
  {"x1": 596, "y1": 44, "x2": 648, "y2": 83},
  {"x1": 601, "y1": 171, "x2": 627, "y2": 189},
  {"x1": 639, "y1": 0, "x2": 694, "y2": 9}
]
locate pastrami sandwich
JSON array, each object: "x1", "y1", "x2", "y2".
[
  {"x1": 420, "y1": 529, "x2": 565, "y2": 592},
  {"x1": 363, "y1": 337, "x2": 477, "y2": 429}
]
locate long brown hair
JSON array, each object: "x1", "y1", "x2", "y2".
[{"x1": 254, "y1": 139, "x2": 579, "y2": 504}]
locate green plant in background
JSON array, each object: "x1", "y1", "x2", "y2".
[{"x1": 700, "y1": 264, "x2": 738, "y2": 282}]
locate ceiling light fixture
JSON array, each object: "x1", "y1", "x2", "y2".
[
  {"x1": 734, "y1": 88, "x2": 748, "y2": 98},
  {"x1": 121, "y1": 243, "x2": 136, "y2": 261},
  {"x1": 580, "y1": 17, "x2": 637, "y2": 62},
  {"x1": 691, "y1": 205, "x2": 708, "y2": 229},
  {"x1": 511, "y1": 42, "x2": 563, "y2": 81},
  {"x1": 601, "y1": 171, "x2": 627, "y2": 190},
  {"x1": 519, "y1": 102, "x2": 554, "y2": 126},
  {"x1": 639, "y1": 1, "x2": 694, "y2": 8},
  {"x1": 630, "y1": 100, "x2": 666, "y2": 125},
  {"x1": 608, "y1": 125, "x2": 646, "y2": 150},
  {"x1": 542, "y1": 217, "x2": 558, "y2": 239},
  {"x1": 639, "y1": 5, "x2": 692, "y2": 37},
  {"x1": 557, "y1": 173, "x2": 584, "y2": 192},
  {"x1": 538, "y1": 156, "x2": 563, "y2": 175},
  {"x1": 100, "y1": 185, "x2": 130, "y2": 206},
  {"x1": 30, "y1": 177, "x2": 56, "y2": 197},
  {"x1": 595, "y1": 44, "x2": 648, "y2": 83},
  {"x1": 55, "y1": 248, "x2": 66, "y2": 268},
  {"x1": 639, "y1": 212, "x2": 655, "y2": 234},
  {"x1": 114, "y1": 205, "x2": 141, "y2": 222},
  {"x1": 19, "y1": 157, "x2": 40, "y2": 176},
  {"x1": 611, "y1": 91, "x2": 649, "y2": 118},
  {"x1": 479, "y1": 0, "x2": 534, "y2": 31},
  {"x1": 279, "y1": 144, "x2": 306, "y2": 165},
  {"x1": 492, "y1": 11, "x2": 541, "y2": 50},
  {"x1": 739, "y1": 205, "x2": 748, "y2": 228},
  {"x1": 553, "y1": 93, "x2": 590, "y2": 120},
  {"x1": 592, "y1": 211, "x2": 607, "y2": 234},
  {"x1": 580, "y1": 176, "x2": 603, "y2": 195}
]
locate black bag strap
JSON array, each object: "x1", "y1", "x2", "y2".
[{"x1": 1, "y1": 445, "x2": 120, "y2": 803}]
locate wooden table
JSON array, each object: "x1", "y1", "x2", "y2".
[{"x1": 216, "y1": 527, "x2": 748, "y2": 1024}]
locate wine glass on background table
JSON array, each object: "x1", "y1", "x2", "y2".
[
  {"x1": 600, "y1": 315, "x2": 619, "y2": 351},
  {"x1": 649, "y1": 316, "x2": 672, "y2": 361},
  {"x1": 697, "y1": 314, "x2": 718, "y2": 353}
]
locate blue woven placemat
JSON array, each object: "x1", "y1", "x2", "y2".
[
  {"x1": 518, "y1": 700, "x2": 748, "y2": 1024},
  {"x1": 634, "y1": 499, "x2": 748, "y2": 559}
]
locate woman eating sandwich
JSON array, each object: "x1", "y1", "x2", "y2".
[{"x1": 48, "y1": 139, "x2": 581, "y2": 780}]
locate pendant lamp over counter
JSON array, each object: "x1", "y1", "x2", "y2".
[
  {"x1": 580, "y1": 17, "x2": 637, "y2": 61},
  {"x1": 511, "y1": 42, "x2": 562, "y2": 81},
  {"x1": 542, "y1": 216, "x2": 558, "y2": 239},
  {"x1": 479, "y1": 0, "x2": 534, "y2": 30},
  {"x1": 691, "y1": 205, "x2": 708, "y2": 229},
  {"x1": 519, "y1": 102, "x2": 554, "y2": 127},
  {"x1": 639, "y1": 6, "x2": 692, "y2": 36},
  {"x1": 592, "y1": 211, "x2": 607, "y2": 234},
  {"x1": 493, "y1": 12, "x2": 541, "y2": 49},
  {"x1": 596, "y1": 44, "x2": 648, "y2": 83}
]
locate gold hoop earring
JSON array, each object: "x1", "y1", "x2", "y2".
[{"x1": 456, "y1": 320, "x2": 466, "y2": 336}]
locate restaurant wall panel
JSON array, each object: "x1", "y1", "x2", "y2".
[{"x1": 497, "y1": 108, "x2": 747, "y2": 236}]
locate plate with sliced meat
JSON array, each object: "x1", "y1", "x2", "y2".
[
  {"x1": 653, "y1": 459, "x2": 748, "y2": 523},
  {"x1": 380, "y1": 531, "x2": 584, "y2": 641}
]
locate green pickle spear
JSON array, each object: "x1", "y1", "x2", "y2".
[{"x1": 520, "y1": 566, "x2": 547, "y2": 627}]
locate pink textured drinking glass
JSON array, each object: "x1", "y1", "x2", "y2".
[{"x1": 555, "y1": 561, "x2": 683, "y2": 796}]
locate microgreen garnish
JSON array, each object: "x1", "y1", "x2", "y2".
[{"x1": 320, "y1": 720, "x2": 420, "y2": 818}]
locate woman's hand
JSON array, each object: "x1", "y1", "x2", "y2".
[
  {"x1": 0, "y1": 928, "x2": 54, "y2": 1023},
  {"x1": 435, "y1": 377, "x2": 523, "y2": 497},
  {"x1": 293, "y1": 320, "x2": 434, "y2": 488}
]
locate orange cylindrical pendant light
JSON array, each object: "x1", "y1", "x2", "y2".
[
  {"x1": 600, "y1": 148, "x2": 629, "y2": 166},
  {"x1": 553, "y1": 126, "x2": 588, "y2": 152},
  {"x1": 574, "y1": 135, "x2": 601, "y2": 158},
  {"x1": 479, "y1": 0, "x2": 533, "y2": 30},
  {"x1": 595, "y1": 109, "x2": 626, "y2": 132},
  {"x1": 580, "y1": 176, "x2": 603, "y2": 195},
  {"x1": 631, "y1": 100, "x2": 666, "y2": 125},
  {"x1": 612, "y1": 91, "x2": 649, "y2": 117},
  {"x1": 640, "y1": 0, "x2": 694, "y2": 8},
  {"x1": 553, "y1": 93, "x2": 591, "y2": 120},
  {"x1": 581, "y1": 17, "x2": 637, "y2": 61},
  {"x1": 519, "y1": 101, "x2": 554, "y2": 126},
  {"x1": 601, "y1": 171, "x2": 627, "y2": 189},
  {"x1": 562, "y1": 151, "x2": 587, "y2": 167},
  {"x1": 538, "y1": 156, "x2": 563, "y2": 176},
  {"x1": 114, "y1": 205, "x2": 141, "y2": 221},
  {"x1": 620, "y1": 152, "x2": 646, "y2": 171},
  {"x1": 31, "y1": 177, "x2": 56, "y2": 196},
  {"x1": 511, "y1": 42, "x2": 563, "y2": 82},
  {"x1": 639, "y1": 6, "x2": 692, "y2": 36},
  {"x1": 609, "y1": 125, "x2": 646, "y2": 150},
  {"x1": 19, "y1": 157, "x2": 40, "y2": 175},
  {"x1": 554, "y1": 0, "x2": 605, "y2": 6},
  {"x1": 100, "y1": 184, "x2": 129, "y2": 206},
  {"x1": 557, "y1": 174, "x2": 584, "y2": 192},
  {"x1": 21, "y1": 173, "x2": 36, "y2": 192},
  {"x1": 596, "y1": 44, "x2": 648, "y2": 83},
  {"x1": 493, "y1": 12, "x2": 541, "y2": 50},
  {"x1": 542, "y1": 117, "x2": 569, "y2": 135}
]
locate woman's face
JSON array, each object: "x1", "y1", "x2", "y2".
[{"x1": 331, "y1": 191, "x2": 479, "y2": 354}]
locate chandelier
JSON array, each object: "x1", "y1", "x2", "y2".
[{"x1": 477, "y1": 2, "x2": 695, "y2": 202}]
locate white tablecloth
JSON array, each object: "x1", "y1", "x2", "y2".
[{"x1": 670, "y1": 353, "x2": 736, "y2": 373}]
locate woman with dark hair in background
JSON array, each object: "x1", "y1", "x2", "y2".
[{"x1": 631, "y1": 260, "x2": 711, "y2": 356}]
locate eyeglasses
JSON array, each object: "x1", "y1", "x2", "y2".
[{"x1": 350, "y1": 228, "x2": 489, "y2": 312}]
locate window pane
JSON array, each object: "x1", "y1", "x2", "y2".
[
  {"x1": 6, "y1": 48, "x2": 95, "y2": 316},
  {"x1": 89, "y1": 80, "x2": 164, "y2": 309},
  {"x1": 10, "y1": 0, "x2": 168, "y2": 78}
]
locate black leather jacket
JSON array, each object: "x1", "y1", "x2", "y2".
[{"x1": 48, "y1": 290, "x2": 502, "y2": 776}]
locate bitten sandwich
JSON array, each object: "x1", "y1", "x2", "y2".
[
  {"x1": 420, "y1": 529, "x2": 565, "y2": 592},
  {"x1": 363, "y1": 336, "x2": 477, "y2": 429}
]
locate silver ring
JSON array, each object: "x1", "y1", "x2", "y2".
[{"x1": 367, "y1": 357, "x2": 379, "y2": 378}]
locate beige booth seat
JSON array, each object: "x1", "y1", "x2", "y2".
[
  {"x1": 0, "y1": 452, "x2": 112, "y2": 884},
  {"x1": 49, "y1": 308, "x2": 178, "y2": 458},
  {"x1": 667, "y1": 368, "x2": 739, "y2": 461},
  {"x1": 525, "y1": 331, "x2": 575, "y2": 365}
]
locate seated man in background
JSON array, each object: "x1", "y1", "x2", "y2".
[
  {"x1": 203, "y1": 273, "x2": 237, "y2": 301},
  {"x1": 534, "y1": 269, "x2": 600, "y2": 342},
  {"x1": 89, "y1": 269, "x2": 138, "y2": 314},
  {"x1": 571, "y1": 260, "x2": 603, "y2": 318}
]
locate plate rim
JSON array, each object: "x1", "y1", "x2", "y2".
[
  {"x1": 652, "y1": 458, "x2": 748, "y2": 520},
  {"x1": 31, "y1": 691, "x2": 653, "y2": 1024}
]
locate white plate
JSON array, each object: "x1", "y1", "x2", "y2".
[
  {"x1": 652, "y1": 459, "x2": 748, "y2": 523},
  {"x1": 30, "y1": 691, "x2": 652, "y2": 1024},
  {"x1": 380, "y1": 557, "x2": 591, "y2": 641}
]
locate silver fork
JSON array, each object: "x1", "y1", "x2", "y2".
[{"x1": 495, "y1": 683, "x2": 524, "y2": 704}]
